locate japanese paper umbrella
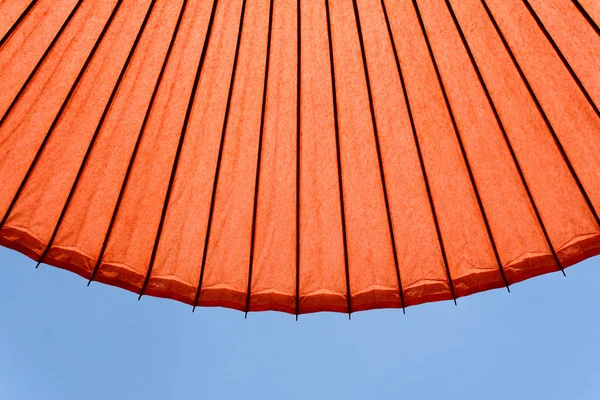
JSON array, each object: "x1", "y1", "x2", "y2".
[{"x1": 0, "y1": 0, "x2": 599, "y2": 317}]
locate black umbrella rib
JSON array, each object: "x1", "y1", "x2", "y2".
[
  {"x1": 521, "y1": 0, "x2": 599, "y2": 118},
  {"x1": 35, "y1": 0, "x2": 158, "y2": 270},
  {"x1": 325, "y1": 0, "x2": 352, "y2": 319},
  {"x1": 88, "y1": 0, "x2": 191, "y2": 285},
  {"x1": 480, "y1": 0, "x2": 600, "y2": 230},
  {"x1": 380, "y1": 0, "x2": 457, "y2": 305},
  {"x1": 193, "y1": 0, "x2": 248, "y2": 312},
  {"x1": 0, "y1": 0, "x2": 123, "y2": 230},
  {"x1": 245, "y1": 0, "x2": 275, "y2": 318},
  {"x1": 443, "y1": 0, "x2": 564, "y2": 275},
  {"x1": 295, "y1": 0, "x2": 302, "y2": 321},
  {"x1": 352, "y1": 0, "x2": 406, "y2": 312},
  {"x1": 0, "y1": 0, "x2": 39, "y2": 48},
  {"x1": 569, "y1": 0, "x2": 600, "y2": 37},
  {"x1": 411, "y1": 0, "x2": 510, "y2": 291}
]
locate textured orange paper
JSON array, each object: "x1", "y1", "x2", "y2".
[{"x1": 0, "y1": 0, "x2": 599, "y2": 315}]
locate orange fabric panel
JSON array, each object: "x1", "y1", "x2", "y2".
[
  {"x1": 576, "y1": 0, "x2": 600, "y2": 28},
  {"x1": 46, "y1": 0, "x2": 186, "y2": 281},
  {"x1": 0, "y1": 0, "x2": 79, "y2": 116},
  {"x1": 328, "y1": 0, "x2": 400, "y2": 311},
  {"x1": 525, "y1": 0, "x2": 599, "y2": 108},
  {"x1": 298, "y1": 0, "x2": 347, "y2": 313},
  {"x1": 0, "y1": 0, "x2": 118, "y2": 255},
  {"x1": 417, "y1": 0, "x2": 555, "y2": 285},
  {"x1": 1, "y1": 0, "x2": 599, "y2": 315},
  {"x1": 448, "y1": 0, "x2": 600, "y2": 273},
  {"x1": 356, "y1": 0, "x2": 449, "y2": 307},
  {"x1": 0, "y1": 0, "x2": 34, "y2": 41},
  {"x1": 199, "y1": 0, "x2": 271, "y2": 311},
  {"x1": 146, "y1": 0, "x2": 239, "y2": 305},
  {"x1": 248, "y1": 0, "x2": 298, "y2": 313},
  {"x1": 97, "y1": 0, "x2": 211, "y2": 291},
  {"x1": 6, "y1": 0, "x2": 152, "y2": 270},
  {"x1": 485, "y1": 0, "x2": 600, "y2": 217},
  {"x1": 384, "y1": 0, "x2": 501, "y2": 299}
]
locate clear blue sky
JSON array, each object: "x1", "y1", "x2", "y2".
[{"x1": 0, "y1": 245, "x2": 598, "y2": 399}]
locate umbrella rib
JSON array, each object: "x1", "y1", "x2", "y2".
[
  {"x1": 0, "y1": 0, "x2": 123, "y2": 230},
  {"x1": 35, "y1": 0, "x2": 158, "y2": 270},
  {"x1": 0, "y1": 0, "x2": 84, "y2": 130},
  {"x1": 325, "y1": 0, "x2": 352, "y2": 319},
  {"x1": 411, "y1": 0, "x2": 510, "y2": 292},
  {"x1": 244, "y1": 0, "x2": 275, "y2": 318},
  {"x1": 295, "y1": 0, "x2": 301, "y2": 321},
  {"x1": 480, "y1": 0, "x2": 600, "y2": 229},
  {"x1": 0, "y1": 0, "x2": 39, "y2": 48},
  {"x1": 193, "y1": 0, "x2": 248, "y2": 312},
  {"x1": 443, "y1": 0, "x2": 564, "y2": 275},
  {"x1": 380, "y1": 0, "x2": 457, "y2": 304},
  {"x1": 521, "y1": 0, "x2": 599, "y2": 118},
  {"x1": 88, "y1": 0, "x2": 191, "y2": 285},
  {"x1": 569, "y1": 0, "x2": 600, "y2": 36},
  {"x1": 351, "y1": 0, "x2": 406, "y2": 312},
  {"x1": 138, "y1": 0, "x2": 220, "y2": 301}
]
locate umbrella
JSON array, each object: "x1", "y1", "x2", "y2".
[{"x1": 0, "y1": 0, "x2": 598, "y2": 317}]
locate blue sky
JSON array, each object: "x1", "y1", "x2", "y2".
[{"x1": 0, "y1": 245, "x2": 598, "y2": 399}]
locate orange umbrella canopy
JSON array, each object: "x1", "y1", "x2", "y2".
[{"x1": 0, "y1": 0, "x2": 599, "y2": 316}]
